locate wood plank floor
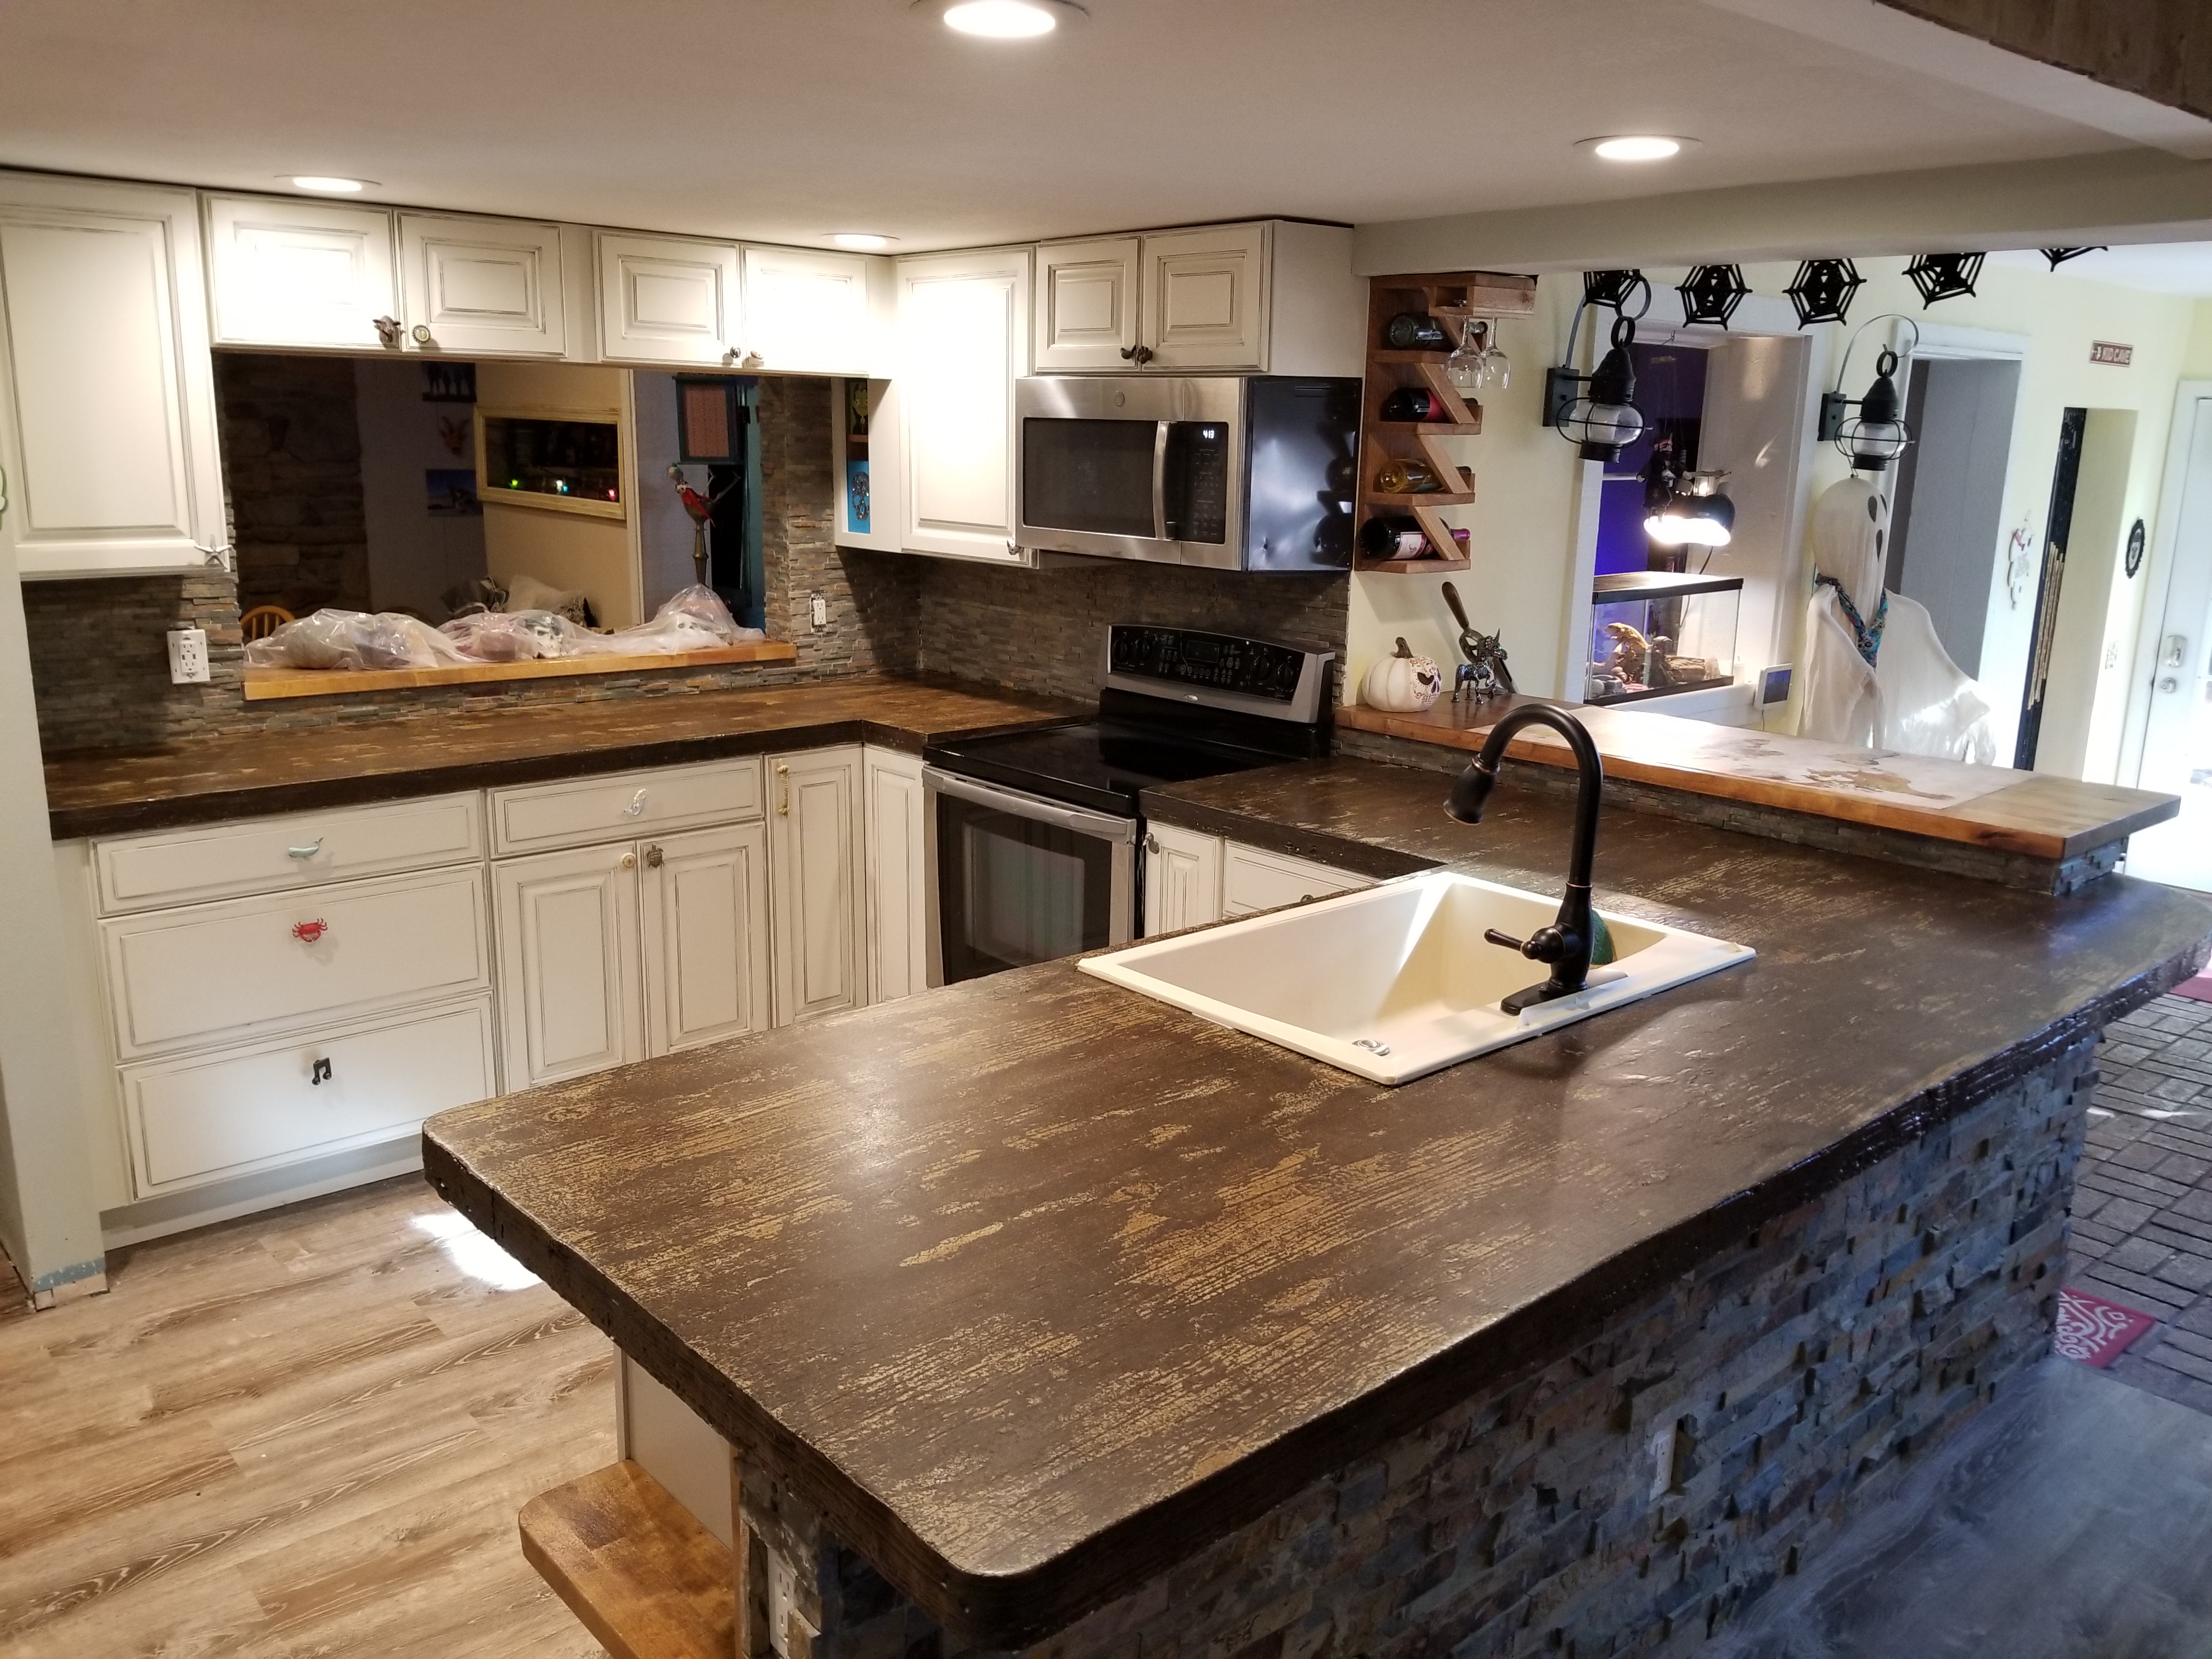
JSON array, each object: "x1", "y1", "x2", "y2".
[{"x1": 0, "y1": 1175, "x2": 614, "y2": 1658}]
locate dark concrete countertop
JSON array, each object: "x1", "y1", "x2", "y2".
[
  {"x1": 42, "y1": 676, "x2": 1084, "y2": 839},
  {"x1": 422, "y1": 755, "x2": 2212, "y2": 1648}
]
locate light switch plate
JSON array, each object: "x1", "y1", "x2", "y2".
[{"x1": 166, "y1": 627, "x2": 211, "y2": 685}]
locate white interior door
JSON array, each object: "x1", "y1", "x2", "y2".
[
  {"x1": 641, "y1": 823, "x2": 770, "y2": 1055},
  {"x1": 205, "y1": 195, "x2": 398, "y2": 349},
  {"x1": 599, "y1": 233, "x2": 740, "y2": 366},
  {"x1": 2129, "y1": 392, "x2": 2212, "y2": 890},
  {"x1": 492, "y1": 843, "x2": 644, "y2": 1087},
  {"x1": 400, "y1": 213, "x2": 566, "y2": 357}
]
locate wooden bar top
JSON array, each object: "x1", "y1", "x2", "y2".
[
  {"x1": 1338, "y1": 696, "x2": 2178, "y2": 861},
  {"x1": 239, "y1": 639, "x2": 799, "y2": 701},
  {"x1": 43, "y1": 678, "x2": 1084, "y2": 840},
  {"x1": 424, "y1": 756, "x2": 2212, "y2": 1649}
]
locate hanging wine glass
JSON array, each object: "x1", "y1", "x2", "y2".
[
  {"x1": 1479, "y1": 325, "x2": 1511, "y2": 391},
  {"x1": 1446, "y1": 317, "x2": 1485, "y2": 394}
]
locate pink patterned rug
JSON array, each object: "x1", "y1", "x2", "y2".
[
  {"x1": 2056, "y1": 1286, "x2": 2158, "y2": 1367},
  {"x1": 2170, "y1": 976, "x2": 2212, "y2": 1005}
]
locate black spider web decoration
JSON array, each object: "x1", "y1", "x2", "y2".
[
  {"x1": 1678, "y1": 264, "x2": 1750, "y2": 328},
  {"x1": 2042, "y1": 247, "x2": 2105, "y2": 270},
  {"x1": 1582, "y1": 269, "x2": 1644, "y2": 308},
  {"x1": 1905, "y1": 252, "x2": 1985, "y2": 306},
  {"x1": 1785, "y1": 259, "x2": 1863, "y2": 328}
]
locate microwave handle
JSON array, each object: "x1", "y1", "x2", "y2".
[{"x1": 1150, "y1": 420, "x2": 1170, "y2": 543}]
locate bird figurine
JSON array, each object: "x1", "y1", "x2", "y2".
[{"x1": 670, "y1": 465, "x2": 733, "y2": 586}]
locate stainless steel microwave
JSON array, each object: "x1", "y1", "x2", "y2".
[{"x1": 1015, "y1": 375, "x2": 1359, "y2": 571}]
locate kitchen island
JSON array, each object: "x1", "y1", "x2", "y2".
[{"x1": 424, "y1": 754, "x2": 2210, "y2": 1659}]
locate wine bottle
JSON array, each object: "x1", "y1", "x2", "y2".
[
  {"x1": 1379, "y1": 387, "x2": 1454, "y2": 422},
  {"x1": 1374, "y1": 458, "x2": 1474, "y2": 494},
  {"x1": 1359, "y1": 515, "x2": 1430, "y2": 560},
  {"x1": 1385, "y1": 312, "x2": 1451, "y2": 350}
]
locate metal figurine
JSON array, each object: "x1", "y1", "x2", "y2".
[
  {"x1": 670, "y1": 465, "x2": 740, "y2": 587},
  {"x1": 1442, "y1": 580, "x2": 1515, "y2": 701}
]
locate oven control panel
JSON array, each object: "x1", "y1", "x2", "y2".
[{"x1": 1105, "y1": 624, "x2": 1328, "y2": 718}]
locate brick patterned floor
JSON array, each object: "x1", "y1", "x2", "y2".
[{"x1": 2068, "y1": 990, "x2": 2212, "y2": 1412}]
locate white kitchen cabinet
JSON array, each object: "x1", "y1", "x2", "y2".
[
  {"x1": 398, "y1": 212, "x2": 567, "y2": 357},
  {"x1": 768, "y1": 747, "x2": 865, "y2": 1025},
  {"x1": 1141, "y1": 222, "x2": 1268, "y2": 370},
  {"x1": 641, "y1": 823, "x2": 772, "y2": 1057},
  {"x1": 1034, "y1": 236, "x2": 1140, "y2": 370},
  {"x1": 831, "y1": 377, "x2": 902, "y2": 552},
  {"x1": 896, "y1": 246, "x2": 1031, "y2": 563},
  {"x1": 490, "y1": 760, "x2": 763, "y2": 856},
  {"x1": 597, "y1": 232, "x2": 742, "y2": 367},
  {"x1": 202, "y1": 194, "x2": 399, "y2": 351},
  {"x1": 1221, "y1": 842, "x2": 1373, "y2": 916},
  {"x1": 742, "y1": 245, "x2": 877, "y2": 376},
  {"x1": 0, "y1": 173, "x2": 226, "y2": 578},
  {"x1": 863, "y1": 747, "x2": 929, "y2": 1003},
  {"x1": 1143, "y1": 822, "x2": 1223, "y2": 935},
  {"x1": 493, "y1": 842, "x2": 646, "y2": 1090}
]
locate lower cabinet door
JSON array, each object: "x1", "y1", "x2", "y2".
[
  {"x1": 768, "y1": 747, "x2": 864, "y2": 1025},
  {"x1": 640, "y1": 823, "x2": 771, "y2": 1057},
  {"x1": 1143, "y1": 823, "x2": 1223, "y2": 934},
  {"x1": 493, "y1": 844, "x2": 645, "y2": 1089},
  {"x1": 863, "y1": 747, "x2": 928, "y2": 1003},
  {"x1": 120, "y1": 997, "x2": 496, "y2": 1197}
]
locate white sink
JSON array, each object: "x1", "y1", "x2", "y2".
[{"x1": 1080, "y1": 869, "x2": 1754, "y2": 1086}]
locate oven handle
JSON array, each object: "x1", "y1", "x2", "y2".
[
  {"x1": 1150, "y1": 420, "x2": 1170, "y2": 543},
  {"x1": 923, "y1": 766, "x2": 1138, "y2": 843}
]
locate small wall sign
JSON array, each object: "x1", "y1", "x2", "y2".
[
  {"x1": 2090, "y1": 341, "x2": 2135, "y2": 366},
  {"x1": 2126, "y1": 517, "x2": 2147, "y2": 578}
]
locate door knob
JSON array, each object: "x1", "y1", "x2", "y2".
[
  {"x1": 2162, "y1": 676, "x2": 2181, "y2": 693},
  {"x1": 644, "y1": 844, "x2": 664, "y2": 868}
]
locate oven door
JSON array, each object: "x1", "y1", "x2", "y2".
[
  {"x1": 924, "y1": 768, "x2": 1137, "y2": 988},
  {"x1": 1016, "y1": 375, "x2": 1246, "y2": 569}
]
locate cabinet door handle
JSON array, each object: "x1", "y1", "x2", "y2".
[
  {"x1": 623, "y1": 788, "x2": 648, "y2": 818},
  {"x1": 287, "y1": 839, "x2": 324, "y2": 860},
  {"x1": 644, "y1": 844, "x2": 664, "y2": 868},
  {"x1": 619, "y1": 851, "x2": 637, "y2": 871},
  {"x1": 292, "y1": 919, "x2": 328, "y2": 945},
  {"x1": 373, "y1": 316, "x2": 403, "y2": 348},
  {"x1": 777, "y1": 762, "x2": 791, "y2": 816},
  {"x1": 411, "y1": 323, "x2": 433, "y2": 346},
  {"x1": 1144, "y1": 833, "x2": 1159, "y2": 854},
  {"x1": 310, "y1": 1057, "x2": 333, "y2": 1086}
]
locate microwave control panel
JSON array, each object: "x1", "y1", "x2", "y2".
[{"x1": 1108, "y1": 625, "x2": 1311, "y2": 703}]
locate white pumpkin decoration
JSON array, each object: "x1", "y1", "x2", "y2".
[{"x1": 1362, "y1": 637, "x2": 1443, "y2": 712}]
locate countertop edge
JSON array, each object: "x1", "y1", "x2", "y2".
[{"x1": 419, "y1": 928, "x2": 2209, "y2": 1650}]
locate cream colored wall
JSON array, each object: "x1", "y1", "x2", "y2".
[
  {"x1": 1344, "y1": 259, "x2": 2204, "y2": 784},
  {"x1": 476, "y1": 362, "x2": 644, "y2": 629}
]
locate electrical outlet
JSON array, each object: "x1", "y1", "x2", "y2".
[
  {"x1": 811, "y1": 595, "x2": 828, "y2": 629},
  {"x1": 166, "y1": 627, "x2": 211, "y2": 685}
]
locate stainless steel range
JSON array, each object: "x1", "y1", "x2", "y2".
[{"x1": 923, "y1": 624, "x2": 1334, "y2": 987}]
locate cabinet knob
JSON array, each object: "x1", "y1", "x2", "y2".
[
  {"x1": 310, "y1": 1057, "x2": 333, "y2": 1086},
  {"x1": 644, "y1": 844, "x2": 664, "y2": 868},
  {"x1": 287, "y1": 839, "x2": 324, "y2": 860},
  {"x1": 1119, "y1": 343, "x2": 1154, "y2": 365},
  {"x1": 776, "y1": 762, "x2": 791, "y2": 816},
  {"x1": 619, "y1": 851, "x2": 637, "y2": 871},
  {"x1": 291, "y1": 919, "x2": 329, "y2": 945},
  {"x1": 623, "y1": 788, "x2": 649, "y2": 818},
  {"x1": 372, "y1": 316, "x2": 403, "y2": 348},
  {"x1": 1144, "y1": 833, "x2": 1159, "y2": 854},
  {"x1": 411, "y1": 323, "x2": 433, "y2": 346}
]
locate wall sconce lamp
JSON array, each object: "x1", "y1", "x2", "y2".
[
  {"x1": 1818, "y1": 318, "x2": 1919, "y2": 473},
  {"x1": 1545, "y1": 296, "x2": 1648, "y2": 464}
]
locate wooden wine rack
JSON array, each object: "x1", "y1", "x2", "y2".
[{"x1": 1354, "y1": 271, "x2": 1538, "y2": 574}]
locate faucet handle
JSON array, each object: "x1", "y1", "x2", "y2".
[{"x1": 1485, "y1": 925, "x2": 1574, "y2": 964}]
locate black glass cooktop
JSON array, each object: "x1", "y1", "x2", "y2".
[{"x1": 927, "y1": 719, "x2": 1295, "y2": 818}]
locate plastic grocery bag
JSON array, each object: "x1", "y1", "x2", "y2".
[{"x1": 245, "y1": 610, "x2": 471, "y2": 670}]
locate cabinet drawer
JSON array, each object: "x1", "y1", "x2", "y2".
[
  {"x1": 102, "y1": 866, "x2": 491, "y2": 1059},
  {"x1": 491, "y1": 761, "x2": 763, "y2": 855},
  {"x1": 94, "y1": 793, "x2": 484, "y2": 914},
  {"x1": 1221, "y1": 843, "x2": 1371, "y2": 916},
  {"x1": 120, "y1": 997, "x2": 496, "y2": 1197}
]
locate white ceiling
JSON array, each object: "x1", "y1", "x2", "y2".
[
  {"x1": 0, "y1": 0, "x2": 2143, "y2": 253},
  {"x1": 1989, "y1": 244, "x2": 2212, "y2": 297}
]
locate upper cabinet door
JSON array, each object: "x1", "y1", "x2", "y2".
[
  {"x1": 0, "y1": 175, "x2": 225, "y2": 578},
  {"x1": 1141, "y1": 221, "x2": 1269, "y2": 370},
  {"x1": 597, "y1": 232, "x2": 741, "y2": 366},
  {"x1": 896, "y1": 247, "x2": 1030, "y2": 562},
  {"x1": 203, "y1": 195, "x2": 398, "y2": 351},
  {"x1": 398, "y1": 213, "x2": 567, "y2": 357},
  {"x1": 742, "y1": 246, "x2": 873, "y2": 376},
  {"x1": 1034, "y1": 236, "x2": 1139, "y2": 371}
]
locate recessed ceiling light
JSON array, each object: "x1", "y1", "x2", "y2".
[
  {"x1": 286, "y1": 175, "x2": 374, "y2": 193},
  {"x1": 1578, "y1": 136, "x2": 1698, "y2": 163},
  {"x1": 917, "y1": 0, "x2": 1086, "y2": 39},
  {"x1": 832, "y1": 233, "x2": 898, "y2": 250}
]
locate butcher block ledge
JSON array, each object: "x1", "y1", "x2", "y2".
[
  {"x1": 1338, "y1": 695, "x2": 2176, "y2": 865},
  {"x1": 520, "y1": 1460, "x2": 734, "y2": 1659},
  {"x1": 240, "y1": 640, "x2": 798, "y2": 701}
]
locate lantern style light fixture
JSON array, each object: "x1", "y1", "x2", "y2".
[
  {"x1": 1546, "y1": 312, "x2": 1646, "y2": 462},
  {"x1": 1820, "y1": 342, "x2": 1914, "y2": 473},
  {"x1": 1678, "y1": 264, "x2": 1750, "y2": 328},
  {"x1": 1786, "y1": 258, "x2": 1864, "y2": 328},
  {"x1": 1646, "y1": 470, "x2": 1736, "y2": 548},
  {"x1": 1904, "y1": 252, "x2": 1984, "y2": 306},
  {"x1": 2042, "y1": 246, "x2": 2104, "y2": 270}
]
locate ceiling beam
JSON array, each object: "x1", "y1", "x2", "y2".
[
  {"x1": 1875, "y1": 0, "x2": 2212, "y2": 125},
  {"x1": 1351, "y1": 150, "x2": 2212, "y2": 278}
]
